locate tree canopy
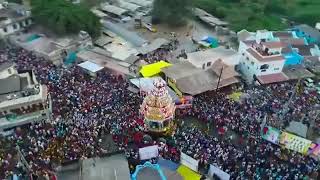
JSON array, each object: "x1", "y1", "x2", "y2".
[
  {"x1": 194, "y1": 0, "x2": 320, "y2": 32},
  {"x1": 31, "y1": 0, "x2": 101, "y2": 38},
  {"x1": 152, "y1": 0, "x2": 193, "y2": 26}
]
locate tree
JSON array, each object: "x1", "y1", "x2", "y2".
[
  {"x1": 152, "y1": 0, "x2": 193, "y2": 26},
  {"x1": 31, "y1": 0, "x2": 101, "y2": 38}
]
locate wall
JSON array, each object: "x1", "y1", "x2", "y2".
[
  {"x1": 0, "y1": 18, "x2": 32, "y2": 37},
  {"x1": 0, "y1": 66, "x2": 17, "y2": 78},
  {"x1": 239, "y1": 50, "x2": 285, "y2": 81}
]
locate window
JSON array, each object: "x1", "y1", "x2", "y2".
[
  {"x1": 19, "y1": 22, "x2": 23, "y2": 27},
  {"x1": 246, "y1": 57, "x2": 249, "y2": 61},
  {"x1": 261, "y1": 69, "x2": 266, "y2": 72},
  {"x1": 207, "y1": 62, "x2": 212, "y2": 67},
  {"x1": 8, "y1": 68, "x2": 11, "y2": 74},
  {"x1": 202, "y1": 64, "x2": 205, "y2": 69},
  {"x1": 3, "y1": 27, "x2": 7, "y2": 33},
  {"x1": 13, "y1": 24, "x2": 17, "y2": 30},
  {"x1": 247, "y1": 66, "x2": 250, "y2": 69},
  {"x1": 260, "y1": 64, "x2": 269, "y2": 70},
  {"x1": 242, "y1": 53, "x2": 245, "y2": 56},
  {"x1": 251, "y1": 61, "x2": 254, "y2": 65},
  {"x1": 274, "y1": 68, "x2": 280, "y2": 71}
]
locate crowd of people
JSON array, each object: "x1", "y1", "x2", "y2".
[{"x1": 0, "y1": 46, "x2": 319, "y2": 179}]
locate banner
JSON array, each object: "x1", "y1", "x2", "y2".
[
  {"x1": 261, "y1": 126, "x2": 280, "y2": 144},
  {"x1": 139, "y1": 145, "x2": 159, "y2": 160},
  {"x1": 279, "y1": 132, "x2": 312, "y2": 154},
  {"x1": 208, "y1": 164, "x2": 230, "y2": 180},
  {"x1": 308, "y1": 143, "x2": 320, "y2": 160},
  {"x1": 180, "y1": 152, "x2": 199, "y2": 172}
]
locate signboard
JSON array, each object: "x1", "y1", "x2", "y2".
[
  {"x1": 308, "y1": 143, "x2": 320, "y2": 160},
  {"x1": 261, "y1": 126, "x2": 280, "y2": 144},
  {"x1": 208, "y1": 164, "x2": 230, "y2": 180},
  {"x1": 175, "y1": 96, "x2": 193, "y2": 109},
  {"x1": 279, "y1": 132, "x2": 312, "y2": 154},
  {"x1": 139, "y1": 145, "x2": 159, "y2": 160},
  {"x1": 180, "y1": 152, "x2": 199, "y2": 172}
]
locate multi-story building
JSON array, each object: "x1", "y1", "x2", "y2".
[
  {"x1": 0, "y1": 2, "x2": 33, "y2": 38},
  {"x1": 0, "y1": 62, "x2": 51, "y2": 133},
  {"x1": 239, "y1": 40, "x2": 287, "y2": 84},
  {"x1": 238, "y1": 29, "x2": 319, "y2": 84}
]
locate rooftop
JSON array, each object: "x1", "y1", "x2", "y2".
[
  {"x1": 291, "y1": 44, "x2": 315, "y2": 56},
  {"x1": 246, "y1": 48, "x2": 285, "y2": 62},
  {"x1": 261, "y1": 41, "x2": 288, "y2": 49},
  {"x1": 256, "y1": 73, "x2": 289, "y2": 84},
  {"x1": 161, "y1": 61, "x2": 203, "y2": 80},
  {"x1": 78, "y1": 61, "x2": 104, "y2": 73},
  {"x1": 295, "y1": 24, "x2": 320, "y2": 40},
  {"x1": 0, "y1": 2, "x2": 30, "y2": 28},
  {"x1": 272, "y1": 31, "x2": 293, "y2": 38},
  {"x1": 100, "y1": 4, "x2": 128, "y2": 16},
  {"x1": 138, "y1": 38, "x2": 169, "y2": 55},
  {"x1": 186, "y1": 47, "x2": 237, "y2": 67},
  {"x1": 0, "y1": 61, "x2": 14, "y2": 71},
  {"x1": 282, "y1": 65, "x2": 315, "y2": 80}
]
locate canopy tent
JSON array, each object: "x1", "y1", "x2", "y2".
[
  {"x1": 177, "y1": 165, "x2": 201, "y2": 180},
  {"x1": 78, "y1": 61, "x2": 104, "y2": 73},
  {"x1": 129, "y1": 77, "x2": 179, "y2": 101},
  {"x1": 139, "y1": 61, "x2": 172, "y2": 77}
]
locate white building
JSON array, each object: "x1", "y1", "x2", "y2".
[
  {"x1": 238, "y1": 40, "x2": 288, "y2": 83},
  {"x1": 0, "y1": 2, "x2": 33, "y2": 38},
  {"x1": 0, "y1": 62, "x2": 51, "y2": 132},
  {"x1": 185, "y1": 47, "x2": 239, "y2": 70}
]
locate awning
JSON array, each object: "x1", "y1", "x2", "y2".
[
  {"x1": 139, "y1": 61, "x2": 172, "y2": 77},
  {"x1": 78, "y1": 61, "x2": 104, "y2": 73}
]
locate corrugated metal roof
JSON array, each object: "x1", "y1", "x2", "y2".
[{"x1": 102, "y1": 20, "x2": 148, "y2": 47}]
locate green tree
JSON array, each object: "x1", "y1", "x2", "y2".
[
  {"x1": 152, "y1": 0, "x2": 193, "y2": 26},
  {"x1": 31, "y1": 0, "x2": 101, "y2": 38}
]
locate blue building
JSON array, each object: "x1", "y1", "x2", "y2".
[{"x1": 293, "y1": 24, "x2": 320, "y2": 45}]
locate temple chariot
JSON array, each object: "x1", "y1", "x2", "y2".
[{"x1": 140, "y1": 79, "x2": 176, "y2": 136}]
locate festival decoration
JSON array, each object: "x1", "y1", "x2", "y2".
[{"x1": 140, "y1": 79, "x2": 176, "y2": 135}]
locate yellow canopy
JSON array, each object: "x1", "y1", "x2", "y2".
[
  {"x1": 140, "y1": 61, "x2": 172, "y2": 77},
  {"x1": 177, "y1": 165, "x2": 201, "y2": 180}
]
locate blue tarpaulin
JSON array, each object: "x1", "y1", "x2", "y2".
[
  {"x1": 284, "y1": 52, "x2": 303, "y2": 65},
  {"x1": 201, "y1": 36, "x2": 219, "y2": 48},
  {"x1": 64, "y1": 51, "x2": 77, "y2": 65},
  {"x1": 26, "y1": 34, "x2": 41, "y2": 42}
]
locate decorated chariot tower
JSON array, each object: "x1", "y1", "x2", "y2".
[{"x1": 140, "y1": 79, "x2": 176, "y2": 135}]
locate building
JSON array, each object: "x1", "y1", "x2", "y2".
[
  {"x1": 237, "y1": 29, "x2": 318, "y2": 84},
  {"x1": 185, "y1": 47, "x2": 239, "y2": 70},
  {"x1": 0, "y1": 2, "x2": 32, "y2": 38},
  {"x1": 293, "y1": 24, "x2": 320, "y2": 45},
  {"x1": 0, "y1": 62, "x2": 51, "y2": 132},
  {"x1": 238, "y1": 40, "x2": 287, "y2": 83},
  {"x1": 162, "y1": 61, "x2": 239, "y2": 96},
  {"x1": 10, "y1": 31, "x2": 92, "y2": 65},
  {"x1": 100, "y1": 3, "x2": 129, "y2": 18}
]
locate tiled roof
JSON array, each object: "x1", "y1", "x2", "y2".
[{"x1": 256, "y1": 73, "x2": 289, "y2": 84}]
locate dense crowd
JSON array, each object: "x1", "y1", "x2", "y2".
[
  {"x1": 0, "y1": 47, "x2": 144, "y2": 179},
  {"x1": 0, "y1": 46, "x2": 319, "y2": 179}
]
